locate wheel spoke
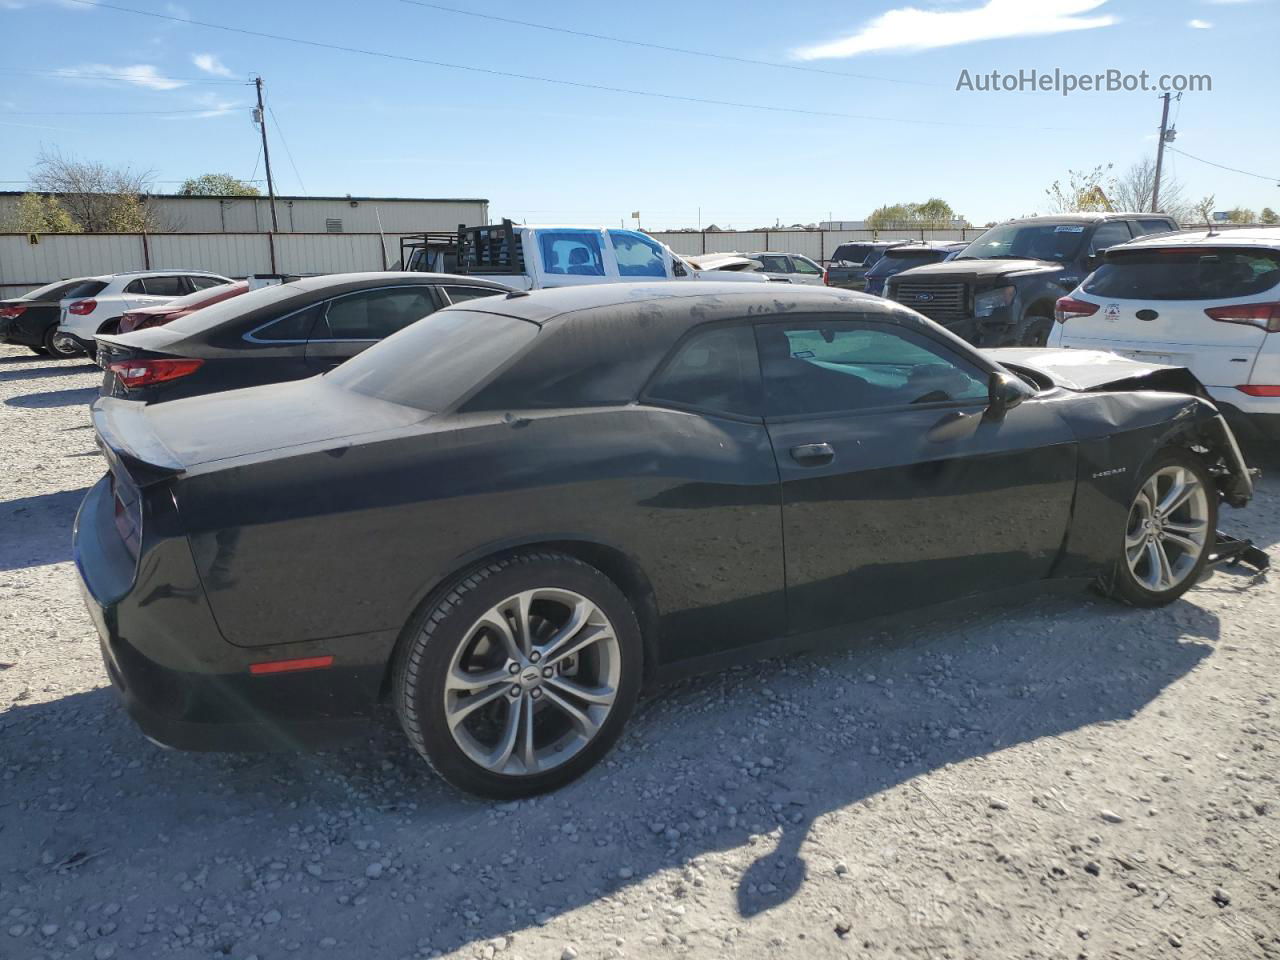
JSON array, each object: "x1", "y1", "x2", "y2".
[
  {"x1": 486, "y1": 695, "x2": 523, "y2": 771},
  {"x1": 1161, "y1": 529, "x2": 1201, "y2": 555},
  {"x1": 543, "y1": 623, "x2": 613, "y2": 668},
  {"x1": 511, "y1": 590, "x2": 537, "y2": 657},
  {"x1": 517, "y1": 695, "x2": 537, "y2": 773},
  {"x1": 1125, "y1": 524, "x2": 1147, "y2": 549},
  {"x1": 447, "y1": 665, "x2": 511, "y2": 693},
  {"x1": 445, "y1": 683, "x2": 511, "y2": 731},
  {"x1": 1157, "y1": 469, "x2": 1198, "y2": 516},
  {"x1": 540, "y1": 686, "x2": 601, "y2": 739},
  {"x1": 474, "y1": 611, "x2": 523, "y2": 664},
  {"x1": 545, "y1": 675, "x2": 617, "y2": 707},
  {"x1": 536, "y1": 597, "x2": 593, "y2": 662}
]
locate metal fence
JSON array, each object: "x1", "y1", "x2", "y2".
[{"x1": 3, "y1": 223, "x2": 1270, "y2": 296}]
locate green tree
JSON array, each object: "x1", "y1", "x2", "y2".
[
  {"x1": 1225, "y1": 207, "x2": 1257, "y2": 224},
  {"x1": 1259, "y1": 207, "x2": 1278, "y2": 225},
  {"x1": 179, "y1": 173, "x2": 261, "y2": 196},
  {"x1": 29, "y1": 148, "x2": 169, "y2": 232},
  {"x1": 3, "y1": 193, "x2": 81, "y2": 233},
  {"x1": 866, "y1": 198, "x2": 963, "y2": 230}
]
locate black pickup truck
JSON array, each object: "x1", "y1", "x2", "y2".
[{"x1": 885, "y1": 213, "x2": 1179, "y2": 346}]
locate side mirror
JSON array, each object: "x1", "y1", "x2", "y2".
[{"x1": 985, "y1": 370, "x2": 1026, "y2": 421}]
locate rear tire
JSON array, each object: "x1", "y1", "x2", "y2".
[
  {"x1": 392, "y1": 552, "x2": 642, "y2": 799},
  {"x1": 42, "y1": 326, "x2": 81, "y2": 359},
  {"x1": 1102, "y1": 448, "x2": 1217, "y2": 607},
  {"x1": 1016, "y1": 313, "x2": 1053, "y2": 347}
]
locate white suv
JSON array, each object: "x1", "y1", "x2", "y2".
[
  {"x1": 53, "y1": 270, "x2": 231, "y2": 355},
  {"x1": 1049, "y1": 228, "x2": 1280, "y2": 447}
]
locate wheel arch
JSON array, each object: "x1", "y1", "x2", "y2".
[{"x1": 378, "y1": 536, "x2": 661, "y2": 702}]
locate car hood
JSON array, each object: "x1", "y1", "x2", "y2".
[
  {"x1": 900, "y1": 258, "x2": 1065, "y2": 281},
  {"x1": 93, "y1": 377, "x2": 426, "y2": 480},
  {"x1": 985, "y1": 347, "x2": 1210, "y2": 397}
]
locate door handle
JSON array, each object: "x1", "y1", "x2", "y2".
[{"x1": 790, "y1": 442, "x2": 834, "y2": 465}]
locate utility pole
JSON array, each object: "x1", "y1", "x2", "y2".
[
  {"x1": 253, "y1": 75, "x2": 279, "y2": 233},
  {"x1": 1152, "y1": 92, "x2": 1173, "y2": 214}
]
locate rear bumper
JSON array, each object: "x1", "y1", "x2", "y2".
[
  {"x1": 54, "y1": 331, "x2": 95, "y2": 356},
  {"x1": 0, "y1": 314, "x2": 50, "y2": 346},
  {"x1": 74, "y1": 476, "x2": 389, "y2": 752}
]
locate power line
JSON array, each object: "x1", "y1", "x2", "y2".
[
  {"x1": 1165, "y1": 147, "x2": 1279, "y2": 183},
  {"x1": 57, "y1": 0, "x2": 1089, "y2": 131},
  {"x1": 398, "y1": 0, "x2": 936, "y2": 88},
  {"x1": 267, "y1": 104, "x2": 307, "y2": 196}
]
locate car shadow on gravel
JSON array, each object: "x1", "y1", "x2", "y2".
[
  {"x1": 4, "y1": 386, "x2": 99, "y2": 409},
  {"x1": 0, "y1": 589, "x2": 1220, "y2": 957},
  {"x1": 0, "y1": 362, "x2": 97, "y2": 383},
  {"x1": 0, "y1": 487, "x2": 90, "y2": 571}
]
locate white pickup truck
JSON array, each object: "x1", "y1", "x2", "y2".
[{"x1": 401, "y1": 221, "x2": 765, "y2": 290}]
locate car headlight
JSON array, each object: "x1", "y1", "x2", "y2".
[{"x1": 974, "y1": 285, "x2": 1016, "y2": 318}]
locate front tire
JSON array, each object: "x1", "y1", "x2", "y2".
[
  {"x1": 1016, "y1": 313, "x2": 1053, "y2": 347},
  {"x1": 392, "y1": 552, "x2": 642, "y2": 799},
  {"x1": 1104, "y1": 449, "x2": 1217, "y2": 607}
]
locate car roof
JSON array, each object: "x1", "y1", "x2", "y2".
[
  {"x1": 287, "y1": 271, "x2": 512, "y2": 293},
  {"x1": 998, "y1": 212, "x2": 1171, "y2": 226},
  {"x1": 1106, "y1": 226, "x2": 1280, "y2": 252},
  {"x1": 462, "y1": 282, "x2": 889, "y2": 326}
]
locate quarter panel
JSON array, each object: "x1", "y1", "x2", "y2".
[{"x1": 181, "y1": 408, "x2": 786, "y2": 665}]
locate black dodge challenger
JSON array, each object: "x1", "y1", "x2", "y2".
[{"x1": 75, "y1": 283, "x2": 1255, "y2": 797}]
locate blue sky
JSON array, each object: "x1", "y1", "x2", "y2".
[{"x1": 1, "y1": 0, "x2": 1276, "y2": 229}]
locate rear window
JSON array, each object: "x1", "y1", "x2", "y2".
[
  {"x1": 329, "y1": 309, "x2": 538, "y2": 411},
  {"x1": 867, "y1": 250, "x2": 942, "y2": 276},
  {"x1": 21, "y1": 279, "x2": 85, "y2": 302},
  {"x1": 61, "y1": 280, "x2": 108, "y2": 300},
  {"x1": 831, "y1": 244, "x2": 876, "y2": 265},
  {"x1": 163, "y1": 283, "x2": 302, "y2": 335},
  {"x1": 1084, "y1": 249, "x2": 1280, "y2": 300}
]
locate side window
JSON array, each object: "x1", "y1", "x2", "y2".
[
  {"x1": 189, "y1": 276, "x2": 226, "y2": 291},
  {"x1": 1089, "y1": 222, "x2": 1133, "y2": 255},
  {"x1": 645, "y1": 325, "x2": 760, "y2": 419},
  {"x1": 252, "y1": 302, "x2": 324, "y2": 342},
  {"x1": 756, "y1": 320, "x2": 989, "y2": 418},
  {"x1": 442, "y1": 285, "x2": 504, "y2": 305},
  {"x1": 757, "y1": 255, "x2": 789, "y2": 272},
  {"x1": 792, "y1": 257, "x2": 822, "y2": 276},
  {"x1": 609, "y1": 230, "x2": 667, "y2": 278},
  {"x1": 123, "y1": 279, "x2": 146, "y2": 295},
  {"x1": 321, "y1": 287, "x2": 438, "y2": 340},
  {"x1": 538, "y1": 231, "x2": 605, "y2": 277},
  {"x1": 142, "y1": 276, "x2": 186, "y2": 297},
  {"x1": 1133, "y1": 218, "x2": 1176, "y2": 237}
]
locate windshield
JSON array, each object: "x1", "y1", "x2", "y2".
[
  {"x1": 957, "y1": 222, "x2": 1087, "y2": 262},
  {"x1": 330, "y1": 308, "x2": 539, "y2": 411},
  {"x1": 19, "y1": 279, "x2": 86, "y2": 301},
  {"x1": 866, "y1": 250, "x2": 943, "y2": 278}
]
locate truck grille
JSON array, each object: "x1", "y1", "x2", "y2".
[{"x1": 892, "y1": 281, "x2": 968, "y2": 322}]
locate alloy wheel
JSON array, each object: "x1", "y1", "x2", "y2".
[
  {"x1": 443, "y1": 588, "x2": 621, "y2": 777},
  {"x1": 1125, "y1": 465, "x2": 1210, "y2": 592}
]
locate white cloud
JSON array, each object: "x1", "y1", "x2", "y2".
[
  {"x1": 191, "y1": 53, "x2": 233, "y2": 77},
  {"x1": 54, "y1": 63, "x2": 185, "y2": 90},
  {"x1": 162, "y1": 93, "x2": 242, "y2": 120},
  {"x1": 1188, "y1": 18, "x2": 1214, "y2": 27},
  {"x1": 793, "y1": 0, "x2": 1118, "y2": 59}
]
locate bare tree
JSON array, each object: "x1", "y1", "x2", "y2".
[
  {"x1": 28, "y1": 148, "x2": 171, "y2": 232},
  {"x1": 1110, "y1": 158, "x2": 1188, "y2": 221},
  {"x1": 1044, "y1": 164, "x2": 1115, "y2": 213},
  {"x1": 1191, "y1": 194, "x2": 1216, "y2": 227}
]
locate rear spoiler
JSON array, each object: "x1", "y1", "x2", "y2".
[{"x1": 91, "y1": 398, "x2": 185, "y2": 487}]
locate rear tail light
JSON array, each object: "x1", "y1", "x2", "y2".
[
  {"x1": 107, "y1": 357, "x2": 204, "y2": 389},
  {"x1": 110, "y1": 473, "x2": 142, "y2": 560},
  {"x1": 1055, "y1": 296, "x2": 1100, "y2": 324},
  {"x1": 133, "y1": 314, "x2": 171, "y2": 330},
  {"x1": 1206, "y1": 302, "x2": 1280, "y2": 333},
  {"x1": 67, "y1": 299, "x2": 97, "y2": 316},
  {"x1": 1235, "y1": 385, "x2": 1280, "y2": 397},
  {"x1": 822, "y1": 266, "x2": 830, "y2": 286},
  {"x1": 0, "y1": 304, "x2": 27, "y2": 320}
]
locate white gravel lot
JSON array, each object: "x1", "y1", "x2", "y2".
[{"x1": 1, "y1": 342, "x2": 1278, "y2": 960}]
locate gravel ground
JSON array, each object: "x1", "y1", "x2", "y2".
[{"x1": 1, "y1": 343, "x2": 1278, "y2": 960}]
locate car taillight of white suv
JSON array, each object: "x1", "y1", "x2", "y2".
[{"x1": 1047, "y1": 228, "x2": 1280, "y2": 448}]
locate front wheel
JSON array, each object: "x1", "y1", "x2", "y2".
[
  {"x1": 1104, "y1": 449, "x2": 1217, "y2": 606},
  {"x1": 43, "y1": 326, "x2": 82, "y2": 359},
  {"x1": 393, "y1": 552, "x2": 642, "y2": 798},
  {"x1": 1015, "y1": 313, "x2": 1053, "y2": 347}
]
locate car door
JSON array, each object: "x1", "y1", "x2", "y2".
[
  {"x1": 756, "y1": 316, "x2": 1078, "y2": 635},
  {"x1": 304, "y1": 284, "x2": 442, "y2": 371},
  {"x1": 789, "y1": 256, "x2": 825, "y2": 285}
]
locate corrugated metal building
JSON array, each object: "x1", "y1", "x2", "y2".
[{"x1": 0, "y1": 192, "x2": 488, "y2": 234}]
